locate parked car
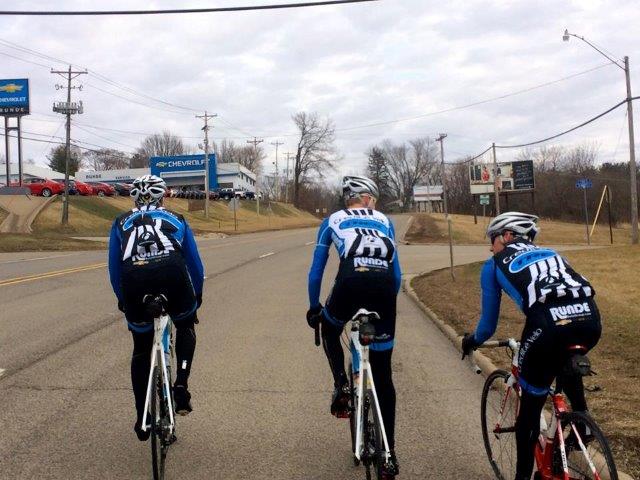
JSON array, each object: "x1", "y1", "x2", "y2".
[
  {"x1": 208, "y1": 190, "x2": 220, "y2": 200},
  {"x1": 113, "y1": 183, "x2": 132, "y2": 196},
  {"x1": 87, "y1": 182, "x2": 116, "y2": 196},
  {"x1": 53, "y1": 179, "x2": 79, "y2": 195},
  {"x1": 74, "y1": 180, "x2": 94, "y2": 196},
  {"x1": 234, "y1": 189, "x2": 247, "y2": 199},
  {"x1": 219, "y1": 188, "x2": 235, "y2": 200},
  {"x1": 22, "y1": 178, "x2": 65, "y2": 197},
  {"x1": 244, "y1": 191, "x2": 256, "y2": 200}
]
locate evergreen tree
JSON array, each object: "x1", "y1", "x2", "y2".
[
  {"x1": 47, "y1": 145, "x2": 83, "y2": 176},
  {"x1": 367, "y1": 146, "x2": 392, "y2": 208}
]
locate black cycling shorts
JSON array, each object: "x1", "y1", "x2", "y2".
[
  {"x1": 120, "y1": 253, "x2": 197, "y2": 333},
  {"x1": 518, "y1": 298, "x2": 602, "y2": 396},
  {"x1": 323, "y1": 260, "x2": 397, "y2": 351}
]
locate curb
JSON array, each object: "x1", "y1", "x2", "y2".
[
  {"x1": 399, "y1": 215, "x2": 414, "y2": 245},
  {"x1": 403, "y1": 274, "x2": 634, "y2": 480}
]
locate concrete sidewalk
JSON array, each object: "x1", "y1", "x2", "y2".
[{"x1": 0, "y1": 194, "x2": 55, "y2": 233}]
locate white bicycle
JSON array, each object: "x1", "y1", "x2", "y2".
[
  {"x1": 346, "y1": 309, "x2": 393, "y2": 480},
  {"x1": 140, "y1": 294, "x2": 177, "y2": 480}
]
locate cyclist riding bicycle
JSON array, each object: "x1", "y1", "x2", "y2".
[
  {"x1": 108, "y1": 174, "x2": 204, "y2": 441},
  {"x1": 306, "y1": 175, "x2": 401, "y2": 478},
  {"x1": 461, "y1": 212, "x2": 602, "y2": 480}
]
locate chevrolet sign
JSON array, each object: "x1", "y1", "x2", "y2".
[
  {"x1": 0, "y1": 78, "x2": 29, "y2": 115},
  {"x1": 150, "y1": 154, "x2": 218, "y2": 189}
]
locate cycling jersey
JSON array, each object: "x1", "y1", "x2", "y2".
[
  {"x1": 473, "y1": 239, "x2": 594, "y2": 344},
  {"x1": 308, "y1": 208, "x2": 402, "y2": 307},
  {"x1": 108, "y1": 205, "x2": 204, "y2": 303}
]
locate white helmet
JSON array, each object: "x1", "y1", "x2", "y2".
[
  {"x1": 342, "y1": 175, "x2": 379, "y2": 200},
  {"x1": 130, "y1": 174, "x2": 167, "y2": 206},
  {"x1": 487, "y1": 211, "x2": 539, "y2": 241}
]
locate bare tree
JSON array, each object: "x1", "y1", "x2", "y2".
[
  {"x1": 85, "y1": 148, "x2": 130, "y2": 171},
  {"x1": 292, "y1": 112, "x2": 337, "y2": 207},
  {"x1": 135, "y1": 130, "x2": 191, "y2": 167},
  {"x1": 382, "y1": 137, "x2": 438, "y2": 212},
  {"x1": 213, "y1": 139, "x2": 264, "y2": 174}
]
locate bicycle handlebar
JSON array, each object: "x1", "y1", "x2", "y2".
[
  {"x1": 314, "y1": 324, "x2": 320, "y2": 346},
  {"x1": 480, "y1": 338, "x2": 519, "y2": 349}
]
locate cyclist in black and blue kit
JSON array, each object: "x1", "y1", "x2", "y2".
[
  {"x1": 108, "y1": 175, "x2": 204, "y2": 441},
  {"x1": 307, "y1": 175, "x2": 401, "y2": 478},
  {"x1": 461, "y1": 212, "x2": 601, "y2": 480}
]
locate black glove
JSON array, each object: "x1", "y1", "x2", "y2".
[
  {"x1": 196, "y1": 293, "x2": 202, "y2": 309},
  {"x1": 306, "y1": 305, "x2": 323, "y2": 329},
  {"x1": 461, "y1": 333, "x2": 479, "y2": 360},
  {"x1": 118, "y1": 301, "x2": 125, "y2": 313}
]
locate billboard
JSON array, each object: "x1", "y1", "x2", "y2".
[
  {"x1": 150, "y1": 154, "x2": 218, "y2": 189},
  {"x1": 469, "y1": 160, "x2": 534, "y2": 195},
  {"x1": 0, "y1": 79, "x2": 29, "y2": 115}
]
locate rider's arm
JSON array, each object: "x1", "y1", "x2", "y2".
[
  {"x1": 108, "y1": 220, "x2": 123, "y2": 301},
  {"x1": 473, "y1": 258, "x2": 502, "y2": 344},
  {"x1": 182, "y1": 222, "x2": 205, "y2": 296},
  {"x1": 389, "y1": 221, "x2": 402, "y2": 294},
  {"x1": 308, "y1": 218, "x2": 331, "y2": 308}
]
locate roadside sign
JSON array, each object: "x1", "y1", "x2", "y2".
[
  {"x1": 0, "y1": 79, "x2": 29, "y2": 115},
  {"x1": 479, "y1": 194, "x2": 490, "y2": 205},
  {"x1": 576, "y1": 179, "x2": 592, "y2": 189}
]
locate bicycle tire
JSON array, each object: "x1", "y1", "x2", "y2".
[
  {"x1": 150, "y1": 365, "x2": 165, "y2": 480},
  {"x1": 348, "y1": 362, "x2": 360, "y2": 466},
  {"x1": 481, "y1": 369, "x2": 518, "y2": 480},
  {"x1": 364, "y1": 391, "x2": 383, "y2": 480},
  {"x1": 557, "y1": 410, "x2": 618, "y2": 480}
]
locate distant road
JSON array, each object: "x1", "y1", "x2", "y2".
[{"x1": 0, "y1": 217, "x2": 497, "y2": 479}]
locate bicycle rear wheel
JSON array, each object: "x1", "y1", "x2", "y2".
[
  {"x1": 150, "y1": 365, "x2": 166, "y2": 480},
  {"x1": 558, "y1": 411, "x2": 618, "y2": 480},
  {"x1": 363, "y1": 392, "x2": 383, "y2": 480},
  {"x1": 481, "y1": 369, "x2": 518, "y2": 480},
  {"x1": 349, "y1": 362, "x2": 359, "y2": 466}
]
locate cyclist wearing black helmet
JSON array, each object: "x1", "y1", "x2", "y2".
[
  {"x1": 108, "y1": 174, "x2": 204, "y2": 441},
  {"x1": 461, "y1": 211, "x2": 602, "y2": 480},
  {"x1": 307, "y1": 175, "x2": 402, "y2": 478}
]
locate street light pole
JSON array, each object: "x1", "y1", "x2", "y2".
[
  {"x1": 563, "y1": 30, "x2": 638, "y2": 244},
  {"x1": 196, "y1": 111, "x2": 217, "y2": 219},
  {"x1": 270, "y1": 141, "x2": 283, "y2": 201},
  {"x1": 437, "y1": 133, "x2": 454, "y2": 280}
]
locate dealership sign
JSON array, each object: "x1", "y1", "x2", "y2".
[
  {"x1": 150, "y1": 154, "x2": 218, "y2": 188},
  {"x1": 469, "y1": 160, "x2": 534, "y2": 195},
  {"x1": 0, "y1": 79, "x2": 29, "y2": 115}
]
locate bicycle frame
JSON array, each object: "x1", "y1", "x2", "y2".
[
  {"x1": 349, "y1": 321, "x2": 391, "y2": 464},
  {"x1": 141, "y1": 312, "x2": 175, "y2": 433}
]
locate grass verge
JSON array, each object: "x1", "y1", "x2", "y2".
[
  {"x1": 411, "y1": 246, "x2": 640, "y2": 477},
  {"x1": 406, "y1": 213, "x2": 630, "y2": 246},
  {"x1": 0, "y1": 233, "x2": 106, "y2": 252}
]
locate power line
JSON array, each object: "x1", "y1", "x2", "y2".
[{"x1": 0, "y1": 1, "x2": 377, "y2": 16}]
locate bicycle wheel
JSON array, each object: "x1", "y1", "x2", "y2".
[
  {"x1": 349, "y1": 362, "x2": 360, "y2": 466},
  {"x1": 363, "y1": 392, "x2": 383, "y2": 480},
  {"x1": 558, "y1": 411, "x2": 618, "y2": 480},
  {"x1": 481, "y1": 369, "x2": 518, "y2": 480},
  {"x1": 150, "y1": 365, "x2": 164, "y2": 480}
]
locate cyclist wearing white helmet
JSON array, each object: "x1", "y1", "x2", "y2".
[
  {"x1": 307, "y1": 175, "x2": 401, "y2": 478},
  {"x1": 461, "y1": 211, "x2": 601, "y2": 480},
  {"x1": 108, "y1": 174, "x2": 204, "y2": 441}
]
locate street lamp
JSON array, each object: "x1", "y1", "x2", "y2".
[{"x1": 563, "y1": 29, "x2": 638, "y2": 244}]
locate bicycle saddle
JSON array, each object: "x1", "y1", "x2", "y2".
[
  {"x1": 351, "y1": 308, "x2": 381, "y2": 323},
  {"x1": 143, "y1": 294, "x2": 168, "y2": 318}
]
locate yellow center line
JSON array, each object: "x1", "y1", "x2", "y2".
[{"x1": 0, "y1": 262, "x2": 107, "y2": 287}]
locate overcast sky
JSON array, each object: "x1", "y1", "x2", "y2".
[{"x1": 1, "y1": 0, "x2": 639, "y2": 181}]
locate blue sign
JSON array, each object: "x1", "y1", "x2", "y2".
[
  {"x1": 150, "y1": 154, "x2": 218, "y2": 189},
  {"x1": 0, "y1": 78, "x2": 29, "y2": 115},
  {"x1": 575, "y1": 179, "x2": 592, "y2": 189}
]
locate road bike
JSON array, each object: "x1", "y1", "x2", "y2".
[
  {"x1": 478, "y1": 338, "x2": 618, "y2": 480},
  {"x1": 346, "y1": 309, "x2": 393, "y2": 480},
  {"x1": 141, "y1": 294, "x2": 177, "y2": 480}
]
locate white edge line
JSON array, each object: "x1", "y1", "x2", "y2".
[
  {"x1": 259, "y1": 252, "x2": 275, "y2": 259},
  {"x1": 0, "y1": 369, "x2": 5, "y2": 378},
  {"x1": 0, "y1": 253, "x2": 75, "y2": 265},
  {"x1": 305, "y1": 241, "x2": 314, "y2": 246}
]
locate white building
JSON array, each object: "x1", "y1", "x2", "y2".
[
  {"x1": 0, "y1": 163, "x2": 69, "y2": 184},
  {"x1": 413, "y1": 185, "x2": 443, "y2": 213}
]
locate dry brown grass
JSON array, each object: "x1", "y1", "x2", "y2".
[
  {"x1": 406, "y1": 213, "x2": 630, "y2": 246},
  {"x1": 0, "y1": 233, "x2": 106, "y2": 252},
  {"x1": 0, "y1": 206, "x2": 8, "y2": 224},
  {"x1": 411, "y1": 246, "x2": 640, "y2": 477}
]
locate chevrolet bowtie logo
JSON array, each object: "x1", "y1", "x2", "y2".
[
  {"x1": 0, "y1": 83, "x2": 24, "y2": 94},
  {"x1": 155, "y1": 162, "x2": 167, "y2": 167}
]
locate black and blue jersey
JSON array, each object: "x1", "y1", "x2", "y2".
[
  {"x1": 108, "y1": 205, "x2": 204, "y2": 303},
  {"x1": 308, "y1": 208, "x2": 402, "y2": 308},
  {"x1": 473, "y1": 239, "x2": 594, "y2": 344}
]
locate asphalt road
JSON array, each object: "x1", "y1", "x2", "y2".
[{"x1": 0, "y1": 216, "x2": 497, "y2": 479}]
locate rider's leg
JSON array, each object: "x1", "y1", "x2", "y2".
[
  {"x1": 515, "y1": 390, "x2": 547, "y2": 480},
  {"x1": 369, "y1": 348, "x2": 396, "y2": 449},
  {"x1": 174, "y1": 314, "x2": 197, "y2": 388},
  {"x1": 320, "y1": 317, "x2": 347, "y2": 388},
  {"x1": 130, "y1": 329, "x2": 154, "y2": 422}
]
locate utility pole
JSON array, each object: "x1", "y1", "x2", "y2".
[
  {"x1": 492, "y1": 142, "x2": 500, "y2": 215},
  {"x1": 247, "y1": 137, "x2": 264, "y2": 214},
  {"x1": 196, "y1": 111, "x2": 217, "y2": 218},
  {"x1": 52, "y1": 65, "x2": 87, "y2": 225},
  {"x1": 270, "y1": 140, "x2": 284, "y2": 201},
  {"x1": 624, "y1": 56, "x2": 639, "y2": 244},
  {"x1": 437, "y1": 134, "x2": 454, "y2": 280},
  {"x1": 283, "y1": 151, "x2": 293, "y2": 204}
]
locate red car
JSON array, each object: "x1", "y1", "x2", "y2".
[
  {"x1": 21, "y1": 178, "x2": 65, "y2": 197},
  {"x1": 74, "y1": 180, "x2": 94, "y2": 196},
  {"x1": 87, "y1": 182, "x2": 116, "y2": 196}
]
